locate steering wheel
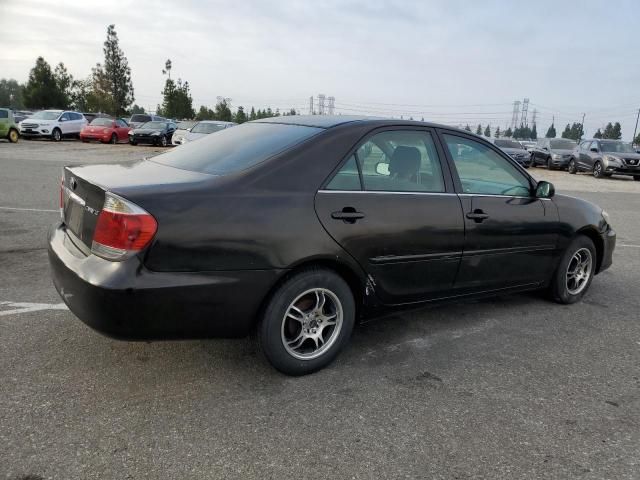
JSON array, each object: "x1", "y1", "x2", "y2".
[{"x1": 501, "y1": 185, "x2": 528, "y2": 196}]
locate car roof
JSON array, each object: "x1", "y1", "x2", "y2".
[
  {"x1": 198, "y1": 120, "x2": 235, "y2": 124},
  {"x1": 253, "y1": 114, "x2": 455, "y2": 130}
]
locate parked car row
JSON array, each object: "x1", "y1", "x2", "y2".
[{"x1": 492, "y1": 136, "x2": 640, "y2": 181}]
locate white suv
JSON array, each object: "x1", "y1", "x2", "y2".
[{"x1": 19, "y1": 110, "x2": 87, "y2": 141}]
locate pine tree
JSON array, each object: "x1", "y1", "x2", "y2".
[
  {"x1": 530, "y1": 123, "x2": 537, "y2": 140},
  {"x1": 195, "y1": 105, "x2": 215, "y2": 121},
  {"x1": 214, "y1": 99, "x2": 232, "y2": 121},
  {"x1": 494, "y1": 126, "x2": 501, "y2": 138},
  {"x1": 53, "y1": 63, "x2": 74, "y2": 109},
  {"x1": 545, "y1": 123, "x2": 556, "y2": 138},
  {"x1": 561, "y1": 124, "x2": 571, "y2": 139},
  {"x1": 249, "y1": 107, "x2": 256, "y2": 120},
  {"x1": 464, "y1": 124, "x2": 471, "y2": 132},
  {"x1": 101, "y1": 25, "x2": 134, "y2": 115},
  {"x1": 130, "y1": 104, "x2": 145, "y2": 114},
  {"x1": 484, "y1": 124, "x2": 491, "y2": 137},
  {"x1": 234, "y1": 106, "x2": 248, "y2": 123},
  {"x1": 505, "y1": 127, "x2": 513, "y2": 137},
  {"x1": 611, "y1": 122, "x2": 622, "y2": 140},
  {"x1": 476, "y1": 124, "x2": 482, "y2": 135},
  {"x1": 0, "y1": 79, "x2": 25, "y2": 108},
  {"x1": 594, "y1": 128, "x2": 603, "y2": 139},
  {"x1": 602, "y1": 122, "x2": 614, "y2": 139},
  {"x1": 23, "y1": 57, "x2": 65, "y2": 109}
]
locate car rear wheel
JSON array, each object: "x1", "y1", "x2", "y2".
[
  {"x1": 8, "y1": 129, "x2": 19, "y2": 143},
  {"x1": 593, "y1": 161, "x2": 604, "y2": 178},
  {"x1": 52, "y1": 128, "x2": 62, "y2": 142},
  {"x1": 550, "y1": 235, "x2": 596, "y2": 304},
  {"x1": 109, "y1": 133, "x2": 117, "y2": 144},
  {"x1": 259, "y1": 268, "x2": 355, "y2": 375},
  {"x1": 547, "y1": 157, "x2": 554, "y2": 170},
  {"x1": 568, "y1": 158, "x2": 577, "y2": 174}
]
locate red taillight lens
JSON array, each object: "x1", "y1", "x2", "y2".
[{"x1": 91, "y1": 193, "x2": 157, "y2": 261}]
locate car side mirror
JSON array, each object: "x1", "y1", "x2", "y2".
[
  {"x1": 375, "y1": 162, "x2": 390, "y2": 175},
  {"x1": 590, "y1": 147, "x2": 598, "y2": 153},
  {"x1": 542, "y1": 147, "x2": 548, "y2": 151},
  {"x1": 535, "y1": 181, "x2": 555, "y2": 199}
]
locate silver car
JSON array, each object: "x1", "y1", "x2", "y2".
[{"x1": 172, "y1": 120, "x2": 236, "y2": 145}]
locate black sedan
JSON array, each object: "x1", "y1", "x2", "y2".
[
  {"x1": 128, "y1": 121, "x2": 176, "y2": 147},
  {"x1": 49, "y1": 116, "x2": 616, "y2": 375},
  {"x1": 492, "y1": 138, "x2": 532, "y2": 167}
]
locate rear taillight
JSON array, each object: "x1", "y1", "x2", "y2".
[{"x1": 91, "y1": 193, "x2": 157, "y2": 261}]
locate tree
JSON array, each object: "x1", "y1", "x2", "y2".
[
  {"x1": 0, "y1": 79, "x2": 25, "y2": 108},
  {"x1": 634, "y1": 132, "x2": 640, "y2": 146},
  {"x1": 234, "y1": 106, "x2": 248, "y2": 123},
  {"x1": 195, "y1": 105, "x2": 215, "y2": 120},
  {"x1": 130, "y1": 104, "x2": 145, "y2": 114},
  {"x1": 52, "y1": 63, "x2": 75, "y2": 109},
  {"x1": 100, "y1": 24, "x2": 135, "y2": 115},
  {"x1": 545, "y1": 123, "x2": 556, "y2": 138},
  {"x1": 504, "y1": 127, "x2": 513, "y2": 137},
  {"x1": 464, "y1": 124, "x2": 471, "y2": 132},
  {"x1": 494, "y1": 126, "x2": 501, "y2": 138},
  {"x1": 593, "y1": 128, "x2": 603, "y2": 139},
  {"x1": 159, "y1": 76, "x2": 195, "y2": 119},
  {"x1": 611, "y1": 122, "x2": 622, "y2": 140},
  {"x1": 249, "y1": 107, "x2": 256, "y2": 120},
  {"x1": 23, "y1": 57, "x2": 66, "y2": 109},
  {"x1": 530, "y1": 123, "x2": 537, "y2": 140},
  {"x1": 561, "y1": 124, "x2": 571, "y2": 139},
  {"x1": 602, "y1": 122, "x2": 614, "y2": 139},
  {"x1": 214, "y1": 99, "x2": 232, "y2": 121},
  {"x1": 476, "y1": 124, "x2": 482, "y2": 135},
  {"x1": 484, "y1": 124, "x2": 491, "y2": 137}
]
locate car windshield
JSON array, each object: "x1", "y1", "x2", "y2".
[
  {"x1": 494, "y1": 139, "x2": 522, "y2": 149},
  {"x1": 131, "y1": 114, "x2": 151, "y2": 123},
  {"x1": 154, "y1": 122, "x2": 322, "y2": 175},
  {"x1": 176, "y1": 121, "x2": 196, "y2": 130},
  {"x1": 550, "y1": 139, "x2": 577, "y2": 150},
  {"x1": 191, "y1": 123, "x2": 226, "y2": 134},
  {"x1": 600, "y1": 141, "x2": 635, "y2": 153},
  {"x1": 140, "y1": 121, "x2": 166, "y2": 129},
  {"x1": 90, "y1": 118, "x2": 113, "y2": 127},
  {"x1": 31, "y1": 111, "x2": 61, "y2": 120}
]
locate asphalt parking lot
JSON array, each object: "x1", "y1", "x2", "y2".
[{"x1": 1, "y1": 140, "x2": 639, "y2": 479}]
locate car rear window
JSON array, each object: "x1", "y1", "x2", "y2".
[
  {"x1": 131, "y1": 114, "x2": 151, "y2": 122},
  {"x1": 153, "y1": 122, "x2": 323, "y2": 175}
]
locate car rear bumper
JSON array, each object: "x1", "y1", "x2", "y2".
[
  {"x1": 80, "y1": 133, "x2": 110, "y2": 142},
  {"x1": 48, "y1": 223, "x2": 283, "y2": 339},
  {"x1": 598, "y1": 227, "x2": 616, "y2": 273}
]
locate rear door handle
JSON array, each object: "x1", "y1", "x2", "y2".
[
  {"x1": 466, "y1": 210, "x2": 489, "y2": 223},
  {"x1": 332, "y1": 207, "x2": 365, "y2": 223}
]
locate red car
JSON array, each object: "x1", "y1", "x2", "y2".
[{"x1": 80, "y1": 118, "x2": 130, "y2": 144}]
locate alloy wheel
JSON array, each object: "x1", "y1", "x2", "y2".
[
  {"x1": 568, "y1": 159, "x2": 576, "y2": 174},
  {"x1": 53, "y1": 129, "x2": 61, "y2": 142},
  {"x1": 8, "y1": 130, "x2": 18, "y2": 143},
  {"x1": 281, "y1": 288, "x2": 343, "y2": 360},
  {"x1": 593, "y1": 162, "x2": 603, "y2": 178},
  {"x1": 566, "y1": 248, "x2": 593, "y2": 295}
]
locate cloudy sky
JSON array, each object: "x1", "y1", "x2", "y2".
[{"x1": 1, "y1": 0, "x2": 639, "y2": 137}]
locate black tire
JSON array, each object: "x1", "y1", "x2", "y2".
[
  {"x1": 160, "y1": 135, "x2": 168, "y2": 147},
  {"x1": 549, "y1": 235, "x2": 597, "y2": 304},
  {"x1": 568, "y1": 158, "x2": 577, "y2": 174},
  {"x1": 52, "y1": 128, "x2": 62, "y2": 142},
  {"x1": 259, "y1": 268, "x2": 355, "y2": 376},
  {"x1": 8, "y1": 128, "x2": 19, "y2": 143},
  {"x1": 593, "y1": 161, "x2": 604, "y2": 178},
  {"x1": 547, "y1": 157, "x2": 554, "y2": 170},
  {"x1": 109, "y1": 133, "x2": 117, "y2": 144},
  {"x1": 129, "y1": 139, "x2": 137, "y2": 145}
]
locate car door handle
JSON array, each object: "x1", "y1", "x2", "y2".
[
  {"x1": 332, "y1": 208, "x2": 365, "y2": 223},
  {"x1": 466, "y1": 210, "x2": 489, "y2": 222}
]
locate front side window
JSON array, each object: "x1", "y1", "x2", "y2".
[
  {"x1": 444, "y1": 134, "x2": 531, "y2": 197},
  {"x1": 60, "y1": 113, "x2": 70, "y2": 121},
  {"x1": 355, "y1": 130, "x2": 445, "y2": 192}
]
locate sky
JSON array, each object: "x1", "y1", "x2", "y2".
[{"x1": 1, "y1": 0, "x2": 639, "y2": 139}]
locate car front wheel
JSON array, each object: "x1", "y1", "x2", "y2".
[
  {"x1": 634, "y1": 176, "x2": 640, "y2": 181},
  {"x1": 259, "y1": 268, "x2": 355, "y2": 375},
  {"x1": 593, "y1": 161, "x2": 604, "y2": 178},
  {"x1": 52, "y1": 128, "x2": 62, "y2": 142},
  {"x1": 550, "y1": 235, "x2": 596, "y2": 304},
  {"x1": 568, "y1": 158, "x2": 577, "y2": 174},
  {"x1": 8, "y1": 129, "x2": 19, "y2": 143}
]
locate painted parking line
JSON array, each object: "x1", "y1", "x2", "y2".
[
  {"x1": 0, "y1": 206, "x2": 58, "y2": 213},
  {"x1": 0, "y1": 301, "x2": 68, "y2": 316},
  {"x1": 618, "y1": 244, "x2": 640, "y2": 248}
]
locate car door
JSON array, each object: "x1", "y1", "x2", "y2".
[
  {"x1": 58, "y1": 112, "x2": 72, "y2": 136},
  {"x1": 0, "y1": 109, "x2": 8, "y2": 137},
  {"x1": 586, "y1": 140, "x2": 602, "y2": 171},
  {"x1": 115, "y1": 119, "x2": 128, "y2": 140},
  {"x1": 440, "y1": 132, "x2": 559, "y2": 292},
  {"x1": 576, "y1": 141, "x2": 590, "y2": 170},
  {"x1": 315, "y1": 128, "x2": 465, "y2": 304}
]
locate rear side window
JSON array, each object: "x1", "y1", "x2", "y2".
[
  {"x1": 154, "y1": 122, "x2": 322, "y2": 175},
  {"x1": 0, "y1": 110, "x2": 8, "y2": 119}
]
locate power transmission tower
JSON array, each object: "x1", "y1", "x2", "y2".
[
  {"x1": 511, "y1": 101, "x2": 521, "y2": 129},
  {"x1": 309, "y1": 96, "x2": 314, "y2": 115},
  {"x1": 520, "y1": 98, "x2": 529, "y2": 127},
  {"x1": 328, "y1": 96, "x2": 335, "y2": 115},
  {"x1": 318, "y1": 94, "x2": 326, "y2": 115},
  {"x1": 531, "y1": 109, "x2": 537, "y2": 126}
]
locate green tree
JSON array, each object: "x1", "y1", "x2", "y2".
[
  {"x1": 545, "y1": 123, "x2": 556, "y2": 138},
  {"x1": 530, "y1": 123, "x2": 537, "y2": 140},
  {"x1": 561, "y1": 124, "x2": 571, "y2": 139},
  {"x1": 159, "y1": 77, "x2": 195, "y2": 119},
  {"x1": 249, "y1": 107, "x2": 257, "y2": 120},
  {"x1": 101, "y1": 24, "x2": 134, "y2": 115},
  {"x1": 634, "y1": 132, "x2": 640, "y2": 145},
  {"x1": 611, "y1": 122, "x2": 622, "y2": 139},
  {"x1": 464, "y1": 124, "x2": 471, "y2": 132},
  {"x1": 195, "y1": 105, "x2": 215, "y2": 120},
  {"x1": 234, "y1": 106, "x2": 248, "y2": 123},
  {"x1": 602, "y1": 122, "x2": 614, "y2": 139},
  {"x1": 23, "y1": 57, "x2": 65, "y2": 109},
  {"x1": 494, "y1": 126, "x2": 501, "y2": 138},
  {"x1": 476, "y1": 124, "x2": 482, "y2": 135},
  {"x1": 0, "y1": 79, "x2": 25, "y2": 108},
  {"x1": 266, "y1": 107, "x2": 274, "y2": 118},
  {"x1": 53, "y1": 63, "x2": 75, "y2": 109},
  {"x1": 130, "y1": 104, "x2": 145, "y2": 114},
  {"x1": 214, "y1": 99, "x2": 232, "y2": 121},
  {"x1": 504, "y1": 127, "x2": 513, "y2": 137},
  {"x1": 593, "y1": 128, "x2": 603, "y2": 139},
  {"x1": 483, "y1": 124, "x2": 491, "y2": 137}
]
